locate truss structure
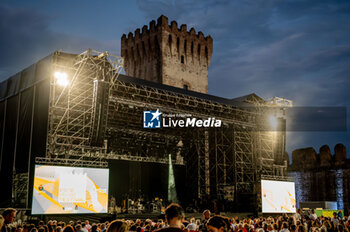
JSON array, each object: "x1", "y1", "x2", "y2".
[
  {"x1": 35, "y1": 157, "x2": 108, "y2": 168},
  {"x1": 12, "y1": 172, "x2": 29, "y2": 207},
  {"x1": 47, "y1": 49, "x2": 123, "y2": 161},
  {"x1": 43, "y1": 50, "x2": 288, "y2": 208}
]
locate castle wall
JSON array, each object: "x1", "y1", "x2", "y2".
[
  {"x1": 288, "y1": 144, "x2": 350, "y2": 211},
  {"x1": 121, "y1": 15, "x2": 213, "y2": 94}
]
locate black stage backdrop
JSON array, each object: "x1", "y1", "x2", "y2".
[{"x1": 108, "y1": 160, "x2": 186, "y2": 206}]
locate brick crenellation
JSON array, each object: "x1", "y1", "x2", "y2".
[{"x1": 121, "y1": 15, "x2": 213, "y2": 93}]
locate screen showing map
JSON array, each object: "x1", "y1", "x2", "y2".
[
  {"x1": 261, "y1": 180, "x2": 296, "y2": 213},
  {"x1": 32, "y1": 165, "x2": 109, "y2": 214}
]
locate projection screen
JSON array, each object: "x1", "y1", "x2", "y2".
[{"x1": 32, "y1": 165, "x2": 109, "y2": 214}]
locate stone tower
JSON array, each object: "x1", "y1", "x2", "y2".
[{"x1": 121, "y1": 15, "x2": 213, "y2": 94}]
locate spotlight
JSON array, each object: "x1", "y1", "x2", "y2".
[
  {"x1": 269, "y1": 115, "x2": 278, "y2": 130},
  {"x1": 54, "y1": 71, "x2": 69, "y2": 87}
]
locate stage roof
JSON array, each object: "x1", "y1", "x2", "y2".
[{"x1": 0, "y1": 51, "x2": 264, "y2": 108}]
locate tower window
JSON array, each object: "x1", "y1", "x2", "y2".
[
  {"x1": 177, "y1": 37, "x2": 180, "y2": 52},
  {"x1": 168, "y1": 35, "x2": 172, "y2": 45},
  {"x1": 181, "y1": 55, "x2": 184, "y2": 64},
  {"x1": 183, "y1": 85, "x2": 188, "y2": 90}
]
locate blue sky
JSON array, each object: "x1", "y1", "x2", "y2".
[{"x1": 1, "y1": 0, "x2": 350, "y2": 157}]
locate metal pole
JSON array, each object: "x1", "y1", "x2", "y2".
[{"x1": 26, "y1": 86, "x2": 36, "y2": 208}]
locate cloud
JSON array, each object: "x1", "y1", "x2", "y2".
[
  {"x1": 0, "y1": 5, "x2": 120, "y2": 81},
  {"x1": 136, "y1": 0, "x2": 350, "y2": 154}
]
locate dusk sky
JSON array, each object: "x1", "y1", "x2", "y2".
[{"x1": 1, "y1": 0, "x2": 349, "y2": 157}]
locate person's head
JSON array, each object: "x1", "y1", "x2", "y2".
[
  {"x1": 267, "y1": 225, "x2": 273, "y2": 231},
  {"x1": 2, "y1": 208, "x2": 16, "y2": 225},
  {"x1": 75, "y1": 225, "x2": 82, "y2": 231},
  {"x1": 203, "y1": 210, "x2": 211, "y2": 220},
  {"x1": 165, "y1": 203, "x2": 185, "y2": 227},
  {"x1": 129, "y1": 225, "x2": 136, "y2": 232},
  {"x1": 311, "y1": 209, "x2": 315, "y2": 214},
  {"x1": 297, "y1": 225, "x2": 305, "y2": 232},
  {"x1": 85, "y1": 221, "x2": 89, "y2": 226},
  {"x1": 207, "y1": 216, "x2": 230, "y2": 232},
  {"x1": 0, "y1": 215, "x2": 4, "y2": 230},
  {"x1": 290, "y1": 224, "x2": 296, "y2": 232},
  {"x1": 338, "y1": 224, "x2": 344, "y2": 232},
  {"x1": 144, "y1": 225, "x2": 150, "y2": 232},
  {"x1": 282, "y1": 222, "x2": 289, "y2": 229},
  {"x1": 91, "y1": 225, "x2": 98, "y2": 232},
  {"x1": 63, "y1": 226, "x2": 75, "y2": 232},
  {"x1": 106, "y1": 220, "x2": 129, "y2": 232},
  {"x1": 16, "y1": 225, "x2": 23, "y2": 232}
]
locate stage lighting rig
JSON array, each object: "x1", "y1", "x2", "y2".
[{"x1": 54, "y1": 71, "x2": 69, "y2": 87}]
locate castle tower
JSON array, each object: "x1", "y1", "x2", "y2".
[{"x1": 121, "y1": 15, "x2": 213, "y2": 94}]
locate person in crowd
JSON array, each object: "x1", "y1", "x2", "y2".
[
  {"x1": 75, "y1": 225, "x2": 85, "y2": 232},
  {"x1": 82, "y1": 224, "x2": 88, "y2": 232},
  {"x1": 199, "y1": 210, "x2": 211, "y2": 232},
  {"x1": 100, "y1": 224, "x2": 107, "y2": 232},
  {"x1": 332, "y1": 212, "x2": 340, "y2": 228},
  {"x1": 62, "y1": 226, "x2": 74, "y2": 232},
  {"x1": 135, "y1": 226, "x2": 141, "y2": 232},
  {"x1": 290, "y1": 224, "x2": 297, "y2": 232},
  {"x1": 280, "y1": 222, "x2": 290, "y2": 232},
  {"x1": 186, "y1": 218, "x2": 196, "y2": 232},
  {"x1": 338, "y1": 211, "x2": 343, "y2": 220},
  {"x1": 310, "y1": 210, "x2": 318, "y2": 221},
  {"x1": 295, "y1": 209, "x2": 302, "y2": 222},
  {"x1": 85, "y1": 221, "x2": 91, "y2": 232},
  {"x1": 90, "y1": 224, "x2": 98, "y2": 232},
  {"x1": 0, "y1": 216, "x2": 4, "y2": 232},
  {"x1": 1, "y1": 208, "x2": 17, "y2": 232},
  {"x1": 206, "y1": 215, "x2": 230, "y2": 232},
  {"x1": 106, "y1": 220, "x2": 129, "y2": 232},
  {"x1": 128, "y1": 225, "x2": 136, "y2": 232},
  {"x1": 155, "y1": 203, "x2": 185, "y2": 232},
  {"x1": 203, "y1": 210, "x2": 211, "y2": 222},
  {"x1": 15, "y1": 225, "x2": 23, "y2": 232}
]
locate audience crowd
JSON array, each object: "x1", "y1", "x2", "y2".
[{"x1": 1, "y1": 205, "x2": 349, "y2": 232}]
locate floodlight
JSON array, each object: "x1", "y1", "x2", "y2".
[
  {"x1": 54, "y1": 71, "x2": 69, "y2": 87},
  {"x1": 269, "y1": 115, "x2": 278, "y2": 130}
]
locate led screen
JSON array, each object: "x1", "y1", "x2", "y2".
[
  {"x1": 32, "y1": 165, "x2": 109, "y2": 214},
  {"x1": 261, "y1": 180, "x2": 296, "y2": 213}
]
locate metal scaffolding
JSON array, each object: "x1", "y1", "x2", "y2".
[
  {"x1": 46, "y1": 49, "x2": 123, "y2": 161},
  {"x1": 42, "y1": 50, "x2": 288, "y2": 209}
]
